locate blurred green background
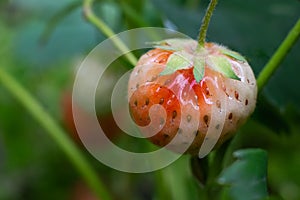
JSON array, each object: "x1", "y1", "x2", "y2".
[{"x1": 0, "y1": 0, "x2": 299, "y2": 199}]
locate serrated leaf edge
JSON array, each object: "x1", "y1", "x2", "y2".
[
  {"x1": 159, "y1": 51, "x2": 192, "y2": 76},
  {"x1": 207, "y1": 55, "x2": 241, "y2": 81},
  {"x1": 220, "y1": 48, "x2": 247, "y2": 62}
]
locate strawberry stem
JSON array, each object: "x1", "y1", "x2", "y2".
[
  {"x1": 0, "y1": 67, "x2": 112, "y2": 200},
  {"x1": 197, "y1": 0, "x2": 218, "y2": 50},
  {"x1": 257, "y1": 18, "x2": 300, "y2": 92},
  {"x1": 83, "y1": 0, "x2": 138, "y2": 66}
]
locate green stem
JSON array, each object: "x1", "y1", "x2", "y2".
[
  {"x1": 204, "y1": 142, "x2": 228, "y2": 200},
  {"x1": 0, "y1": 68, "x2": 112, "y2": 200},
  {"x1": 197, "y1": 0, "x2": 218, "y2": 49},
  {"x1": 83, "y1": 0, "x2": 138, "y2": 66},
  {"x1": 257, "y1": 18, "x2": 300, "y2": 92}
]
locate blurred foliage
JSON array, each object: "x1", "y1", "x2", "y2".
[
  {"x1": 218, "y1": 149, "x2": 268, "y2": 200},
  {"x1": 0, "y1": 0, "x2": 300, "y2": 200}
]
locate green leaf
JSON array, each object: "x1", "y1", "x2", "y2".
[
  {"x1": 193, "y1": 57, "x2": 205, "y2": 82},
  {"x1": 218, "y1": 149, "x2": 269, "y2": 200},
  {"x1": 160, "y1": 51, "x2": 192, "y2": 75},
  {"x1": 220, "y1": 48, "x2": 247, "y2": 62},
  {"x1": 208, "y1": 55, "x2": 240, "y2": 80}
]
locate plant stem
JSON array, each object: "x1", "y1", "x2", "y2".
[
  {"x1": 0, "y1": 68, "x2": 112, "y2": 200},
  {"x1": 83, "y1": 0, "x2": 138, "y2": 66},
  {"x1": 197, "y1": 0, "x2": 218, "y2": 50},
  {"x1": 257, "y1": 18, "x2": 300, "y2": 92}
]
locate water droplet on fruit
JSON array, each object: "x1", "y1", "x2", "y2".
[
  {"x1": 159, "y1": 98, "x2": 164, "y2": 104},
  {"x1": 156, "y1": 86, "x2": 161, "y2": 92},
  {"x1": 205, "y1": 87, "x2": 210, "y2": 96}
]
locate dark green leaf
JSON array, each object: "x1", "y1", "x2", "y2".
[
  {"x1": 218, "y1": 149, "x2": 269, "y2": 200},
  {"x1": 208, "y1": 55, "x2": 240, "y2": 80},
  {"x1": 193, "y1": 57, "x2": 205, "y2": 82},
  {"x1": 253, "y1": 95, "x2": 290, "y2": 134},
  {"x1": 160, "y1": 51, "x2": 192, "y2": 75},
  {"x1": 220, "y1": 48, "x2": 247, "y2": 62}
]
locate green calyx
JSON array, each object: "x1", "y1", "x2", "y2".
[
  {"x1": 193, "y1": 57, "x2": 205, "y2": 82},
  {"x1": 207, "y1": 55, "x2": 240, "y2": 80},
  {"x1": 160, "y1": 51, "x2": 192, "y2": 75},
  {"x1": 151, "y1": 39, "x2": 245, "y2": 82},
  {"x1": 219, "y1": 47, "x2": 247, "y2": 62}
]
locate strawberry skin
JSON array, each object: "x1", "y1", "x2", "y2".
[{"x1": 128, "y1": 41, "x2": 257, "y2": 156}]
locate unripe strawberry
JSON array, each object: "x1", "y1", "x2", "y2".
[
  {"x1": 128, "y1": 39, "x2": 257, "y2": 156},
  {"x1": 61, "y1": 91, "x2": 119, "y2": 146}
]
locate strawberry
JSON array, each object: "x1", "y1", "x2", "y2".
[
  {"x1": 61, "y1": 91, "x2": 120, "y2": 146},
  {"x1": 128, "y1": 39, "x2": 257, "y2": 156}
]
